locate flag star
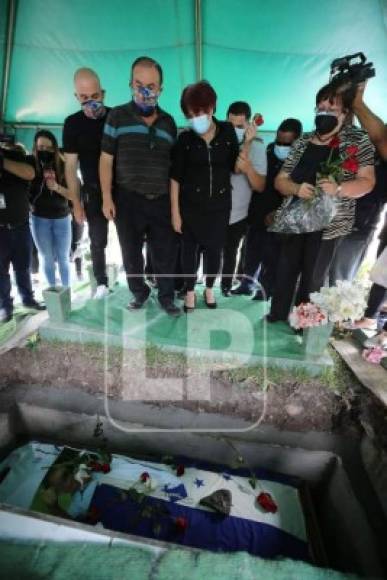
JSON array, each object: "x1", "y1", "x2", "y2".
[{"x1": 194, "y1": 478, "x2": 204, "y2": 488}]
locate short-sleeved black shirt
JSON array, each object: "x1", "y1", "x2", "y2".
[
  {"x1": 0, "y1": 149, "x2": 36, "y2": 225},
  {"x1": 30, "y1": 173, "x2": 70, "y2": 219},
  {"x1": 248, "y1": 142, "x2": 284, "y2": 228},
  {"x1": 62, "y1": 107, "x2": 111, "y2": 187},
  {"x1": 170, "y1": 119, "x2": 239, "y2": 212}
]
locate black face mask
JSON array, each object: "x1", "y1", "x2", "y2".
[
  {"x1": 314, "y1": 112, "x2": 339, "y2": 136},
  {"x1": 37, "y1": 150, "x2": 55, "y2": 165}
]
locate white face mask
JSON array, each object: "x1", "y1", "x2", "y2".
[
  {"x1": 274, "y1": 144, "x2": 291, "y2": 161},
  {"x1": 235, "y1": 127, "x2": 245, "y2": 143},
  {"x1": 189, "y1": 114, "x2": 211, "y2": 135}
]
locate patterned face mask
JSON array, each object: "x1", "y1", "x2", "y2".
[
  {"x1": 132, "y1": 86, "x2": 159, "y2": 116},
  {"x1": 81, "y1": 99, "x2": 106, "y2": 120}
]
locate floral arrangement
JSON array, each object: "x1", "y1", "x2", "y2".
[
  {"x1": 319, "y1": 136, "x2": 359, "y2": 181},
  {"x1": 289, "y1": 302, "x2": 328, "y2": 329},
  {"x1": 309, "y1": 280, "x2": 367, "y2": 323},
  {"x1": 289, "y1": 280, "x2": 367, "y2": 329}
]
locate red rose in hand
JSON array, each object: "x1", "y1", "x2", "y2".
[
  {"x1": 329, "y1": 136, "x2": 340, "y2": 149},
  {"x1": 101, "y1": 463, "x2": 111, "y2": 473},
  {"x1": 346, "y1": 145, "x2": 359, "y2": 156},
  {"x1": 140, "y1": 471, "x2": 150, "y2": 482},
  {"x1": 342, "y1": 158, "x2": 359, "y2": 173},
  {"x1": 176, "y1": 464, "x2": 185, "y2": 477},
  {"x1": 256, "y1": 492, "x2": 278, "y2": 513},
  {"x1": 174, "y1": 516, "x2": 189, "y2": 532},
  {"x1": 253, "y1": 113, "x2": 264, "y2": 127}
]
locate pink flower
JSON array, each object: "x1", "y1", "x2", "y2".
[{"x1": 362, "y1": 347, "x2": 386, "y2": 364}]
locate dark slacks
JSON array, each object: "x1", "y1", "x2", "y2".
[
  {"x1": 221, "y1": 218, "x2": 248, "y2": 291},
  {"x1": 365, "y1": 239, "x2": 387, "y2": 319},
  {"x1": 83, "y1": 187, "x2": 108, "y2": 287},
  {"x1": 270, "y1": 231, "x2": 322, "y2": 321},
  {"x1": 0, "y1": 222, "x2": 34, "y2": 313},
  {"x1": 115, "y1": 192, "x2": 178, "y2": 304}
]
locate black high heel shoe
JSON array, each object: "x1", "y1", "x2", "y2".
[
  {"x1": 184, "y1": 293, "x2": 196, "y2": 313},
  {"x1": 203, "y1": 288, "x2": 217, "y2": 309}
]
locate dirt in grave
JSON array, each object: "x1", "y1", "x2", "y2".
[{"x1": 1, "y1": 340, "x2": 386, "y2": 438}]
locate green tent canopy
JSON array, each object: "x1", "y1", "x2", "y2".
[{"x1": 1, "y1": 0, "x2": 387, "y2": 149}]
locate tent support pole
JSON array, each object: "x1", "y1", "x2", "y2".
[
  {"x1": 194, "y1": 0, "x2": 202, "y2": 81},
  {"x1": 1, "y1": 0, "x2": 17, "y2": 124}
]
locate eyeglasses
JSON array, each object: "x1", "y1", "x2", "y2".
[{"x1": 148, "y1": 125, "x2": 156, "y2": 150}]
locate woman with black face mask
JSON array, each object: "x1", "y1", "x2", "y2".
[
  {"x1": 30, "y1": 130, "x2": 72, "y2": 288},
  {"x1": 268, "y1": 83, "x2": 375, "y2": 324}
]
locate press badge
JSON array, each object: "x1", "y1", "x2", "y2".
[{"x1": 0, "y1": 194, "x2": 6, "y2": 209}]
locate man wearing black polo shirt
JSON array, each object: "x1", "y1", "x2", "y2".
[
  {"x1": 0, "y1": 140, "x2": 45, "y2": 322},
  {"x1": 100, "y1": 56, "x2": 180, "y2": 316},
  {"x1": 63, "y1": 68, "x2": 110, "y2": 299}
]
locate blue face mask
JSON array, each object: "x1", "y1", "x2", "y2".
[
  {"x1": 133, "y1": 86, "x2": 159, "y2": 117},
  {"x1": 274, "y1": 144, "x2": 291, "y2": 161},
  {"x1": 189, "y1": 114, "x2": 211, "y2": 135}
]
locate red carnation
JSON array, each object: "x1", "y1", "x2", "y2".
[
  {"x1": 342, "y1": 158, "x2": 359, "y2": 173},
  {"x1": 140, "y1": 471, "x2": 150, "y2": 482},
  {"x1": 101, "y1": 463, "x2": 111, "y2": 473},
  {"x1": 256, "y1": 492, "x2": 278, "y2": 513},
  {"x1": 253, "y1": 113, "x2": 264, "y2": 127},
  {"x1": 328, "y1": 136, "x2": 340, "y2": 149},
  {"x1": 176, "y1": 464, "x2": 185, "y2": 477},
  {"x1": 174, "y1": 516, "x2": 189, "y2": 532},
  {"x1": 346, "y1": 145, "x2": 359, "y2": 156}
]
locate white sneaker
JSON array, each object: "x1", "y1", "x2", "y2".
[{"x1": 93, "y1": 285, "x2": 110, "y2": 300}]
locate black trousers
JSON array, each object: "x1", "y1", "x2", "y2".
[
  {"x1": 182, "y1": 228, "x2": 222, "y2": 291},
  {"x1": 83, "y1": 188, "x2": 108, "y2": 287},
  {"x1": 71, "y1": 218, "x2": 84, "y2": 276},
  {"x1": 365, "y1": 238, "x2": 386, "y2": 319},
  {"x1": 310, "y1": 236, "x2": 344, "y2": 292},
  {"x1": 221, "y1": 218, "x2": 248, "y2": 290},
  {"x1": 0, "y1": 222, "x2": 34, "y2": 313},
  {"x1": 258, "y1": 231, "x2": 283, "y2": 299},
  {"x1": 115, "y1": 192, "x2": 178, "y2": 304},
  {"x1": 239, "y1": 226, "x2": 268, "y2": 290},
  {"x1": 270, "y1": 231, "x2": 322, "y2": 321}
]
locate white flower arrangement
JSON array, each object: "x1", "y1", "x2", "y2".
[{"x1": 309, "y1": 280, "x2": 367, "y2": 323}]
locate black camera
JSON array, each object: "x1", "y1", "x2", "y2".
[{"x1": 330, "y1": 52, "x2": 375, "y2": 89}]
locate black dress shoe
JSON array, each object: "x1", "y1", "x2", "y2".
[
  {"x1": 203, "y1": 289, "x2": 217, "y2": 309},
  {"x1": 23, "y1": 299, "x2": 46, "y2": 311},
  {"x1": 230, "y1": 285, "x2": 252, "y2": 296},
  {"x1": 221, "y1": 288, "x2": 232, "y2": 297},
  {"x1": 127, "y1": 286, "x2": 151, "y2": 310},
  {"x1": 160, "y1": 301, "x2": 182, "y2": 317}
]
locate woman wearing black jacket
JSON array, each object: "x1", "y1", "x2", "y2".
[{"x1": 170, "y1": 81, "x2": 239, "y2": 312}]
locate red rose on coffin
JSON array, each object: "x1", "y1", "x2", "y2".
[
  {"x1": 253, "y1": 113, "x2": 264, "y2": 127},
  {"x1": 174, "y1": 516, "x2": 189, "y2": 532},
  {"x1": 140, "y1": 471, "x2": 150, "y2": 482},
  {"x1": 329, "y1": 136, "x2": 340, "y2": 149},
  {"x1": 101, "y1": 463, "x2": 111, "y2": 473},
  {"x1": 342, "y1": 158, "x2": 359, "y2": 173},
  {"x1": 256, "y1": 492, "x2": 278, "y2": 513},
  {"x1": 346, "y1": 145, "x2": 359, "y2": 156},
  {"x1": 176, "y1": 464, "x2": 185, "y2": 477}
]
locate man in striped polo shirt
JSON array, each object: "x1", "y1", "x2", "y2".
[{"x1": 99, "y1": 57, "x2": 180, "y2": 316}]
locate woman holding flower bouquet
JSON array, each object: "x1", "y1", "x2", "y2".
[{"x1": 268, "y1": 83, "x2": 375, "y2": 323}]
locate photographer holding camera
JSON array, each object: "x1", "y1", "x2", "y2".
[{"x1": 0, "y1": 135, "x2": 45, "y2": 323}]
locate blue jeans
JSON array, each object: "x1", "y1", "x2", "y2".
[
  {"x1": 31, "y1": 215, "x2": 72, "y2": 287},
  {"x1": 0, "y1": 222, "x2": 34, "y2": 313}
]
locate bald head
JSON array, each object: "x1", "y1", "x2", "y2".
[{"x1": 74, "y1": 68, "x2": 104, "y2": 104}]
